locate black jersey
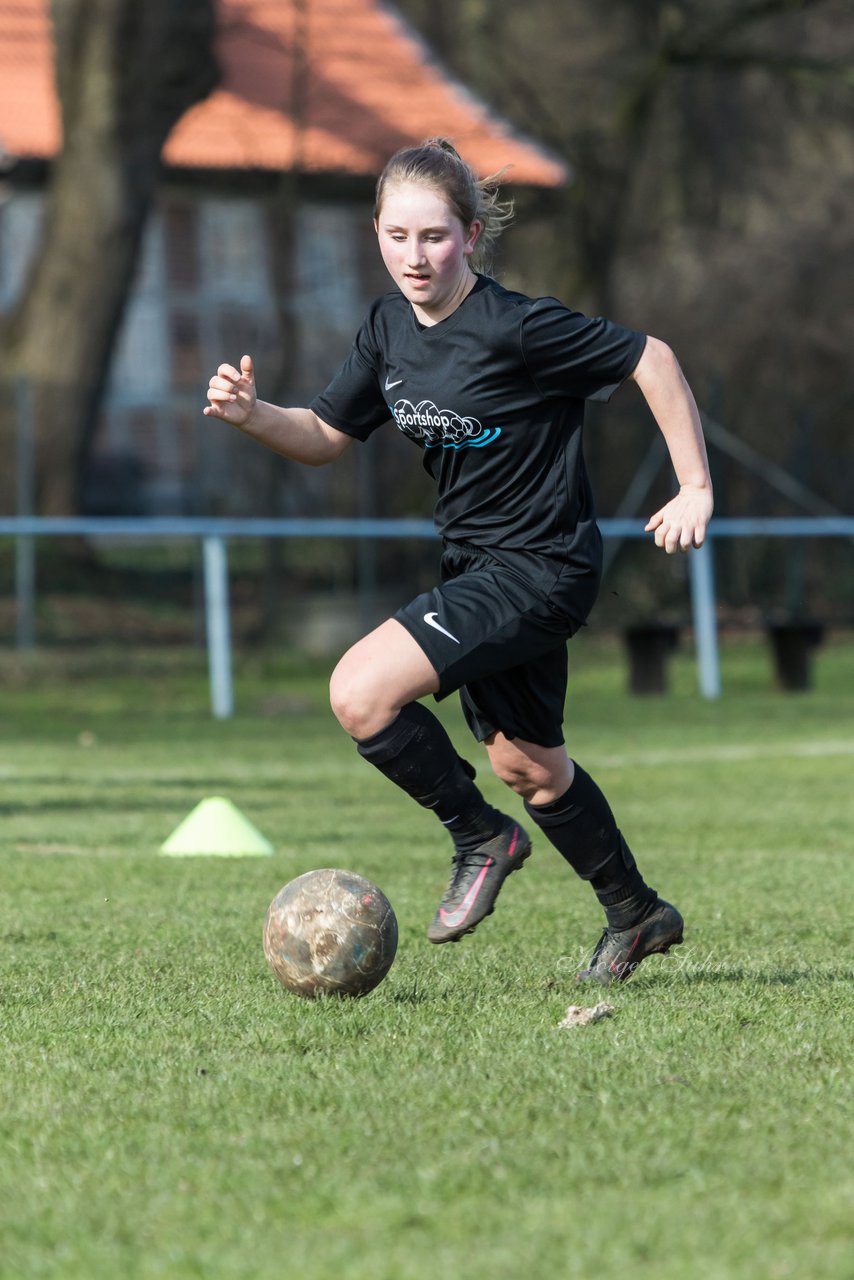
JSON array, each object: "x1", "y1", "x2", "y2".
[{"x1": 310, "y1": 274, "x2": 645, "y2": 588}]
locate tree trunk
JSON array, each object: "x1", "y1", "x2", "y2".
[{"x1": 0, "y1": 0, "x2": 218, "y2": 514}]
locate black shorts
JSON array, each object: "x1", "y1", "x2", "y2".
[{"x1": 394, "y1": 542, "x2": 599, "y2": 748}]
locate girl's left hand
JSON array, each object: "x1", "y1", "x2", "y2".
[{"x1": 645, "y1": 485, "x2": 714, "y2": 554}]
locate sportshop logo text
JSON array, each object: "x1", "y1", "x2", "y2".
[{"x1": 390, "y1": 399, "x2": 501, "y2": 450}]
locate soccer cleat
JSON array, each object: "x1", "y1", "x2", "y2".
[
  {"x1": 427, "y1": 820, "x2": 531, "y2": 944},
  {"x1": 577, "y1": 899, "x2": 684, "y2": 985}
]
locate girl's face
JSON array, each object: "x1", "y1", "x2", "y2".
[{"x1": 374, "y1": 181, "x2": 481, "y2": 325}]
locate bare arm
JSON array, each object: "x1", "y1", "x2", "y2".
[
  {"x1": 204, "y1": 354, "x2": 353, "y2": 467},
  {"x1": 629, "y1": 336, "x2": 714, "y2": 553}
]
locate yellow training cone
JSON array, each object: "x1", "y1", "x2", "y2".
[{"x1": 159, "y1": 796, "x2": 274, "y2": 858}]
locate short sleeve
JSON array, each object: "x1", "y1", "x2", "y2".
[
  {"x1": 309, "y1": 319, "x2": 390, "y2": 441},
  {"x1": 521, "y1": 298, "x2": 646, "y2": 403}
]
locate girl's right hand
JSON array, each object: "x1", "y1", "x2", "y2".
[{"x1": 203, "y1": 354, "x2": 256, "y2": 426}]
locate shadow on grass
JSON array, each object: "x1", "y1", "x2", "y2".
[
  {"x1": 673, "y1": 965, "x2": 852, "y2": 986},
  {"x1": 554, "y1": 948, "x2": 852, "y2": 989},
  {"x1": 389, "y1": 981, "x2": 460, "y2": 1005}
]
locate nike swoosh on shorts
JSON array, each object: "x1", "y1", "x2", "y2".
[{"x1": 423, "y1": 612, "x2": 460, "y2": 644}]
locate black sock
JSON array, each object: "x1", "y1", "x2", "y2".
[
  {"x1": 355, "y1": 703, "x2": 505, "y2": 855},
  {"x1": 524, "y1": 762, "x2": 656, "y2": 930}
]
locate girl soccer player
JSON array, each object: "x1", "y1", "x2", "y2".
[{"x1": 204, "y1": 138, "x2": 713, "y2": 984}]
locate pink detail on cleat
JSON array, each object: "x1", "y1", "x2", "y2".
[
  {"x1": 610, "y1": 931, "x2": 642, "y2": 975},
  {"x1": 439, "y1": 857, "x2": 494, "y2": 928}
]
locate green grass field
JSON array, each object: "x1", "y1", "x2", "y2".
[{"x1": 1, "y1": 635, "x2": 852, "y2": 1280}]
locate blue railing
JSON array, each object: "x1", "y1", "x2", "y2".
[{"x1": 3, "y1": 516, "x2": 853, "y2": 716}]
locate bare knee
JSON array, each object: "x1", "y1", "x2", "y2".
[
  {"x1": 328, "y1": 660, "x2": 368, "y2": 739},
  {"x1": 490, "y1": 755, "x2": 554, "y2": 801},
  {"x1": 329, "y1": 620, "x2": 441, "y2": 740},
  {"x1": 486, "y1": 736, "x2": 574, "y2": 806},
  {"x1": 329, "y1": 652, "x2": 388, "y2": 739}
]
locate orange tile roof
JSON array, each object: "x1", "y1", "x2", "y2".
[
  {"x1": 0, "y1": 0, "x2": 566, "y2": 186},
  {"x1": 0, "y1": 1, "x2": 61, "y2": 162}
]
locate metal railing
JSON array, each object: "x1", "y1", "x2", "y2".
[{"x1": 3, "y1": 515, "x2": 853, "y2": 717}]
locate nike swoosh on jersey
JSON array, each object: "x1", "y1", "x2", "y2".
[
  {"x1": 384, "y1": 376, "x2": 403, "y2": 390},
  {"x1": 423, "y1": 612, "x2": 460, "y2": 643}
]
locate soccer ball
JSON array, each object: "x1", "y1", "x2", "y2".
[{"x1": 263, "y1": 868, "x2": 398, "y2": 999}]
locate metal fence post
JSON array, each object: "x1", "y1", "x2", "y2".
[
  {"x1": 202, "y1": 535, "x2": 234, "y2": 719},
  {"x1": 688, "y1": 537, "x2": 721, "y2": 699},
  {"x1": 16, "y1": 379, "x2": 36, "y2": 650}
]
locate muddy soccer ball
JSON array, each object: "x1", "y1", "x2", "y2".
[{"x1": 263, "y1": 868, "x2": 398, "y2": 999}]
